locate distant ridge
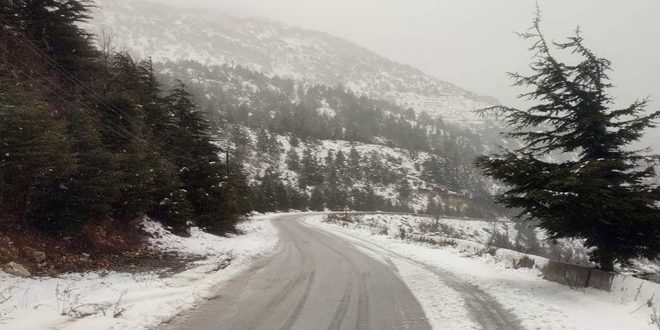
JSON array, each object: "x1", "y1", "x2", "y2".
[{"x1": 91, "y1": 0, "x2": 498, "y2": 126}]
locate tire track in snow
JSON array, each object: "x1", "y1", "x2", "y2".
[{"x1": 314, "y1": 222, "x2": 525, "y2": 330}]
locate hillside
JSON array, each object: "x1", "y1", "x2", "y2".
[
  {"x1": 90, "y1": 0, "x2": 499, "y2": 126},
  {"x1": 83, "y1": 0, "x2": 516, "y2": 217},
  {"x1": 153, "y1": 61, "x2": 506, "y2": 216}
]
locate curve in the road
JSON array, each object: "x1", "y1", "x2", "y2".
[
  {"x1": 316, "y1": 223, "x2": 525, "y2": 330},
  {"x1": 162, "y1": 214, "x2": 431, "y2": 330}
]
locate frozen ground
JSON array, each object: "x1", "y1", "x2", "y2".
[
  {"x1": 3, "y1": 212, "x2": 658, "y2": 330},
  {"x1": 351, "y1": 213, "x2": 660, "y2": 280},
  {"x1": 307, "y1": 214, "x2": 660, "y2": 330},
  {"x1": 0, "y1": 214, "x2": 280, "y2": 330}
]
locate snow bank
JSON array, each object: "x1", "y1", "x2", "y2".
[
  {"x1": 334, "y1": 215, "x2": 550, "y2": 273},
  {"x1": 407, "y1": 219, "x2": 660, "y2": 317},
  {"x1": 611, "y1": 273, "x2": 660, "y2": 308},
  {"x1": 351, "y1": 213, "x2": 659, "y2": 277},
  {"x1": 0, "y1": 216, "x2": 279, "y2": 330},
  {"x1": 312, "y1": 215, "x2": 659, "y2": 330}
]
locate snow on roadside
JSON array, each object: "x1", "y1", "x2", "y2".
[
  {"x1": 305, "y1": 215, "x2": 657, "y2": 330},
  {"x1": 0, "y1": 215, "x2": 279, "y2": 330},
  {"x1": 353, "y1": 213, "x2": 660, "y2": 277}
]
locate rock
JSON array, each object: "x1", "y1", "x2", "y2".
[
  {"x1": 23, "y1": 247, "x2": 47, "y2": 263},
  {"x1": 0, "y1": 235, "x2": 18, "y2": 259},
  {"x1": 3, "y1": 261, "x2": 31, "y2": 277},
  {"x1": 82, "y1": 224, "x2": 125, "y2": 253}
]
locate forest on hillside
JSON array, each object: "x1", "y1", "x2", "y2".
[
  {"x1": 0, "y1": 0, "x2": 246, "y2": 240},
  {"x1": 0, "y1": 0, "x2": 504, "y2": 264},
  {"x1": 155, "y1": 61, "x2": 505, "y2": 216}
]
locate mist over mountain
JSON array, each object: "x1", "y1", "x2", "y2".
[
  {"x1": 2, "y1": 2, "x2": 660, "y2": 327},
  {"x1": 91, "y1": 0, "x2": 499, "y2": 127},
  {"x1": 84, "y1": 0, "x2": 514, "y2": 216}
]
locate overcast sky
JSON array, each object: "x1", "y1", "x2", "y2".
[{"x1": 154, "y1": 0, "x2": 660, "y2": 150}]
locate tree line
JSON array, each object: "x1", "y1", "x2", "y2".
[
  {"x1": 157, "y1": 60, "x2": 489, "y2": 166},
  {"x1": 243, "y1": 129, "x2": 496, "y2": 217},
  {"x1": 157, "y1": 60, "x2": 498, "y2": 213},
  {"x1": 0, "y1": 0, "x2": 248, "y2": 236}
]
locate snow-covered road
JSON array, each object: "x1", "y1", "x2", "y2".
[
  {"x1": 305, "y1": 215, "x2": 656, "y2": 330},
  {"x1": 2, "y1": 213, "x2": 656, "y2": 329},
  {"x1": 164, "y1": 214, "x2": 538, "y2": 330},
  {"x1": 163, "y1": 213, "x2": 434, "y2": 330},
  {"x1": 161, "y1": 213, "x2": 656, "y2": 330}
]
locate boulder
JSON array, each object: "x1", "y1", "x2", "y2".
[
  {"x1": 3, "y1": 261, "x2": 31, "y2": 277},
  {"x1": 82, "y1": 224, "x2": 126, "y2": 253},
  {"x1": 23, "y1": 247, "x2": 47, "y2": 263},
  {"x1": 0, "y1": 235, "x2": 18, "y2": 259}
]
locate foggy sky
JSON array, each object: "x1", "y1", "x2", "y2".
[{"x1": 151, "y1": 0, "x2": 660, "y2": 150}]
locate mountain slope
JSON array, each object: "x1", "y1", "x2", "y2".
[
  {"x1": 86, "y1": 0, "x2": 509, "y2": 217},
  {"x1": 150, "y1": 61, "x2": 503, "y2": 216},
  {"x1": 90, "y1": 0, "x2": 497, "y2": 126}
]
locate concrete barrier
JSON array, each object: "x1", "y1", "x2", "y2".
[
  {"x1": 587, "y1": 269, "x2": 615, "y2": 291},
  {"x1": 543, "y1": 260, "x2": 569, "y2": 284},
  {"x1": 543, "y1": 260, "x2": 591, "y2": 288},
  {"x1": 565, "y1": 263, "x2": 591, "y2": 288},
  {"x1": 342, "y1": 221, "x2": 660, "y2": 300}
]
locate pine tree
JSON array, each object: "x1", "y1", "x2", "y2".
[
  {"x1": 475, "y1": 13, "x2": 660, "y2": 270},
  {"x1": 348, "y1": 146, "x2": 362, "y2": 181},
  {"x1": 396, "y1": 178, "x2": 413, "y2": 211},
  {"x1": 256, "y1": 128, "x2": 281, "y2": 156},
  {"x1": 150, "y1": 159, "x2": 194, "y2": 234},
  {"x1": 299, "y1": 147, "x2": 323, "y2": 188},
  {"x1": 324, "y1": 150, "x2": 336, "y2": 184},
  {"x1": 334, "y1": 150, "x2": 349, "y2": 183},
  {"x1": 309, "y1": 187, "x2": 324, "y2": 211},
  {"x1": 224, "y1": 163, "x2": 252, "y2": 214},
  {"x1": 9, "y1": 0, "x2": 98, "y2": 76},
  {"x1": 256, "y1": 128, "x2": 270, "y2": 154},
  {"x1": 288, "y1": 135, "x2": 300, "y2": 148},
  {"x1": 166, "y1": 80, "x2": 238, "y2": 233},
  {"x1": 104, "y1": 53, "x2": 158, "y2": 221},
  {"x1": 64, "y1": 109, "x2": 121, "y2": 226},
  {"x1": 286, "y1": 147, "x2": 300, "y2": 171},
  {"x1": 255, "y1": 166, "x2": 283, "y2": 212},
  {"x1": 0, "y1": 81, "x2": 76, "y2": 232}
]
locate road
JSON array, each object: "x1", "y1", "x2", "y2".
[{"x1": 162, "y1": 214, "x2": 522, "y2": 330}]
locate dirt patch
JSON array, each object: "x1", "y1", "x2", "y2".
[{"x1": 0, "y1": 220, "x2": 199, "y2": 277}]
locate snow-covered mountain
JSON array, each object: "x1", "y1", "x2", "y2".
[
  {"x1": 90, "y1": 0, "x2": 498, "y2": 127},
  {"x1": 86, "y1": 0, "x2": 510, "y2": 217}
]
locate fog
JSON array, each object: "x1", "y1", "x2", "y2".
[{"x1": 152, "y1": 0, "x2": 660, "y2": 151}]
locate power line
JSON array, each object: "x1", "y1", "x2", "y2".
[
  {"x1": 2, "y1": 53, "x2": 158, "y2": 152},
  {"x1": 0, "y1": 42, "x2": 179, "y2": 160},
  {"x1": 0, "y1": 23, "x2": 182, "y2": 160}
]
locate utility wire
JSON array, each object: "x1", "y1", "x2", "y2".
[
  {"x1": 2, "y1": 52, "x2": 159, "y2": 153},
  {"x1": 0, "y1": 22, "x2": 182, "y2": 160}
]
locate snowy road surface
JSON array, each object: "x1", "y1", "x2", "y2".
[{"x1": 163, "y1": 214, "x2": 523, "y2": 330}]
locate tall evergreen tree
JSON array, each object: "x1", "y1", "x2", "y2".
[
  {"x1": 65, "y1": 109, "x2": 121, "y2": 226},
  {"x1": 396, "y1": 178, "x2": 413, "y2": 210},
  {"x1": 0, "y1": 81, "x2": 76, "y2": 232},
  {"x1": 475, "y1": 14, "x2": 660, "y2": 270},
  {"x1": 254, "y1": 166, "x2": 283, "y2": 212},
  {"x1": 286, "y1": 147, "x2": 300, "y2": 171},
  {"x1": 348, "y1": 146, "x2": 362, "y2": 181},
  {"x1": 299, "y1": 147, "x2": 323, "y2": 188},
  {"x1": 309, "y1": 187, "x2": 324, "y2": 211},
  {"x1": 8, "y1": 0, "x2": 98, "y2": 77},
  {"x1": 166, "y1": 80, "x2": 238, "y2": 233}
]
